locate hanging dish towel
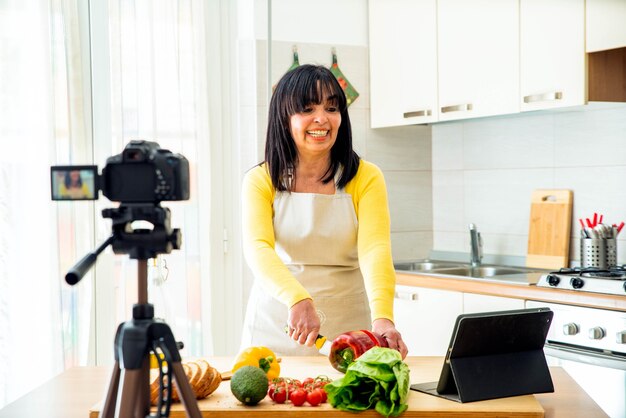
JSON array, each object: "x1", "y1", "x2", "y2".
[
  {"x1": 273, "y1": 45, "x2": 300, "y2": 92},
  {"x1": 286, "y1": 45, "x2": 300, "y2": 72},
  {"x1": 330, "y1": 48, "x2": 359, "y2": 106}
]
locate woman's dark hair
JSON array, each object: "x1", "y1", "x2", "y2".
[
  {"x1": 64, "y1": 171, "x2": 82, "y2": 188},
  {"x1": 265, "y1": 64, "x2": 360, "y2": 191}
]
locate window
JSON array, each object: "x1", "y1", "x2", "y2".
[{"x1": 0, "y1": 0, "x2": 243, "y2": 407}]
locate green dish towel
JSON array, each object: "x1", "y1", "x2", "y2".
[{"x1": 330, "y1": 48, "x2": 360, "y2": 107}]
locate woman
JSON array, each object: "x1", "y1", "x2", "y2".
[
  {"x1": 60, "y1": 170, "x2": 92, "y2": 199},
  {"x1": 241, "y1": 64, "x2": 407, "y2": 358}
]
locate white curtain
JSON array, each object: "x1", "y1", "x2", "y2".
[
  {"x1": 0, "y1": 0, "x2": 215, "y2": 407},
  {"x1": 99, "y1": 0, "x2": 212, "y2": 360},
  {"x1": 0, "y1": 0, "x2": 93, "y2": 408}
]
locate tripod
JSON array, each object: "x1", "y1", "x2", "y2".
[{"x1": 66, "y1": 204, "x2": 201, "y2": 418}]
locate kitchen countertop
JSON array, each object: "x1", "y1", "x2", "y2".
[
  {"x1": 0, "y1": 356, "x2": 607, "y2": 418},
  {"x1": 396, "y1": 271, "x2": 626, "y2": 312}
]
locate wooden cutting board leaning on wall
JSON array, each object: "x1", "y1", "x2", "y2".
[{"x1": 526, "y1": 189, "x2": 573, "y2": 270}]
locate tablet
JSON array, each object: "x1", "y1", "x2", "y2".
[{"x1": 412, "y1": 307, "x2": 554, "y2": 402}]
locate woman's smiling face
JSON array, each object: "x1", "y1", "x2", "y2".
[{"x1": 289, "y1": 99, "x2": 341, "y2": 160}]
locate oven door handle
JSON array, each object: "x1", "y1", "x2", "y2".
[{"x1": 544, "y1": 343, "x2": 626, "y2": 371}]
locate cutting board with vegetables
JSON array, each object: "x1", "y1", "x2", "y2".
[
  {"x1": 526, "y1": 189, "x2": 573, "y2": 270},
  {"x1": 90, "y1": 356, "x2": 544, "y2": 417}
]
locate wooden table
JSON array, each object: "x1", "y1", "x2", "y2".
[{"x1": 0, "y1": 357, "x2": 607, "y2": 418}]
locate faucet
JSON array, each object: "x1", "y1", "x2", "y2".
[{"x1": 469, "y1": 223, "x2": 483, "y2": 267}]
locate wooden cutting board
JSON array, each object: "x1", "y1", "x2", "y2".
[{"x1": 526, "y1": 189, "x2": 573, "y2": 270}]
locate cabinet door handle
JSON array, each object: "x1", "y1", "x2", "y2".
[
  {"x1": 403, "y1": 109, "x2": 432, "y2": 118},
  {"x1": 395, "y1": 291, "x2": 418, "y2": 301},
  {"x1": 441, "y1": 103, "x2": 473, "y2": 113},
  {"x1": 523, "y1": 91, "x2": 563, "y2": 103}
]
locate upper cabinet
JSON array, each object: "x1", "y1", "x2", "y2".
[
  {"x1": 369, "y1": 0, "x2": 438, "y2": 128},
  {"x1": 586, "y1": 1, "x2": 626, "y2": 102},
  {"x1": 586, "y1": 0, "x2": 626, "y2": 52},
  {"x1": 369, "y1": 0, "x2": 589, "y2": 127},
  {"x1": 437, "y1": 0, "x2": 519, "y2": 122},
  {"x1": 520, "y1": 0, "x2": 586, "y2": 111}
]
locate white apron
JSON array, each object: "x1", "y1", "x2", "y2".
[{"x1": 240, "y1": 184, "x2": 371, "y2": 356}]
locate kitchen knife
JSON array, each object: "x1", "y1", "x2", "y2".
[
  {"x1": 315, "y1": 334, "x2": 331, "y2": 356},
  {"x1": 284, "y1": 325, "x2": 331, "y2": 356}
]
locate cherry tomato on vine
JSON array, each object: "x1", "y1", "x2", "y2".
[
  {"x1": 290, "y1": 388, "x2": 307, "y2": 406},
  {"x1": 272, "y1": 386, "x2": 287, "y2": 404},
  {"x1": 306, "y1": 389, "x2": 323, "y2": 406},
  {"x1": 315, "y1": 387, "x2": 327, "y2": 403},
  {"x1": 314, "y1": 375, "x2": 330, "y2": 388}
]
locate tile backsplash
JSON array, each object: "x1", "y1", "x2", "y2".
[{"x1": 432, "y1": 104, "x2": 626, "y2": 266}]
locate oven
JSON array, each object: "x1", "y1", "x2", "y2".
[{"x1": 526, "y1": 300, "x2": 626, "y2": 418}]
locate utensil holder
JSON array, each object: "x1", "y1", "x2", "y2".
[{"x1": 580, "y1": 238, "x2": 617, "y2": 269}]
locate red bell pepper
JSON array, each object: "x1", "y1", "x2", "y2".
[{"x1": 329, "y1": 330, "x2": 388, "y2": 373}]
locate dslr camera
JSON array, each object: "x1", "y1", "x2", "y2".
[{"x1": 51, "y1": 140, "x2": 189, "y2": 203}]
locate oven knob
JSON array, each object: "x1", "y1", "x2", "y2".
[
  {"x1": 546, "y1": 274, "x2": 560, "y2": 286},
  {"x1": 588, "y1": 327, "x2": 606, "y2": 340},
  {"x1": 617, "y1": 331, "x2": 626, "y2": 344},
  {"x1": 562, "y1": 323, "x2": 579, "y2": 336},
  {"x1": 570, "y1": 277, "x2": 584, "y2": 289}
]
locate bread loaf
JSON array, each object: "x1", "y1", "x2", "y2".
[
  {"x1": 149, "y1": 358, "x2": 222, "y2": 405},
  {"x1": 194, "y1": 359, "x2": 222, "y2": 399}
]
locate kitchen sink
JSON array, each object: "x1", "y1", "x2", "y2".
[
  {"x1": 393, "y1": 260, "x2": 462, "y2": 271},
  {"x1": 394, "y1": 259, "x2": 546, "y2": 283},
  {"x1": 431, "y1": 266, "x2": 533, "y2": 278}
]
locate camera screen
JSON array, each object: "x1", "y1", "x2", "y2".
[
  {"x1": 104, "y1": 163, "x2": 156, "y2": 202},
  {"x1": 50, "y1": 165, "x2": 98, "y2": 201}
]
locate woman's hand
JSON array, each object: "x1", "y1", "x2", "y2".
[
  {"x1": 287, "y1": 299, "x2": 320, "y2": 347},
  {"x1": 372, "y1": 318, "x2": 408, "y2": 359}
]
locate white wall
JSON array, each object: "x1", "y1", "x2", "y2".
[{"x1": 259, "y1": 0, "x2": 369, "y2": 45}]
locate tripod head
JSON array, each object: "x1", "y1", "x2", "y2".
[{"x1": 65, "y1": 203, "x2": 181, "y2": 285}]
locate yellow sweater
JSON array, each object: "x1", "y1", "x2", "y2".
[{"x1": 241, "y1": 160, "x2": 395, "y2": 322}]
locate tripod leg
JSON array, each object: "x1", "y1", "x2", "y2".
[
  {"x1": 100, "y1": 361, "x2": 121, "y2": 418},
  {"x1": 170, "y1": 361, "x2": 202, "y2": 418},
  {"x1": 133, "y1": 358, "x2": 151, "y2": 418},
  {"x1": 117, "y1": 368, "x2": 149, "y2": 418}
]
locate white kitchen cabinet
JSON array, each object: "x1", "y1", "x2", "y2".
[
  {"x1": 437, "y1": 0, "x2": 519, "y2": 121},
  {"x1": 462, "y1": 293, "x2": 525, "y2": 314},
  {"x1": 586, "y1": 0, "x2": 626, "y2": 52},
  {"x1": 368, "y1": 0, "x2": 438, "y2": 127},
  {"x1": 393, "y1": 285, "x2": 463, "y2": 356},
  {"x1": 520, "y1": 0, "x2": 585, "y2": 112}
]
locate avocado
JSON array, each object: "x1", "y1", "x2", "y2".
[{"x1": 230, "y1": 365, "x2": 269, "y2": 405}]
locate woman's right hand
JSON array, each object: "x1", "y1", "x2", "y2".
[{"x1": 287, "y1": 298, "x2": 320, "y2": 347}]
